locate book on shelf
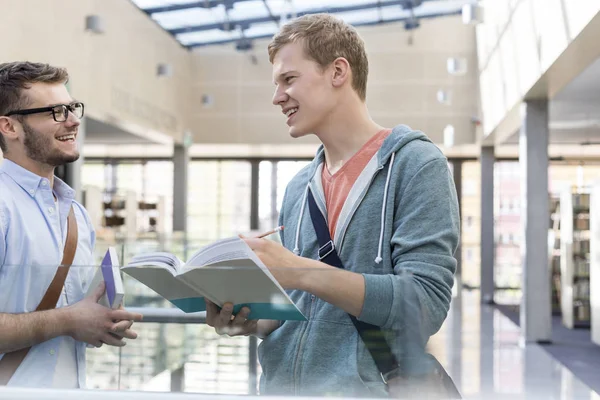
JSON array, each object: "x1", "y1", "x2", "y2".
[
  {"x1": 86, "y1": 247, "x2": 125, "y2": 309},
  {"x1": 122, "y1": 236, "x2": 306, "y2": 321}
]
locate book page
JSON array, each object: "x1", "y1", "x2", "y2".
[
  {"x1": 180, "y1": 259, "x2": 292, "y2": 307},
  {"x1": 128, "y1": 252, "x2": 182, "y2": 274},
  {"x1": 198, "y1": 250, "x2": 248, "y2": 267},
  {"x1": 186, "y1": 237, "x2": 241, "y2": 264},
  {"x1": 185, "y1": 238, "x2": 249, "y2": 268},
  {"x1": 121, "y1": 265, "x2": 202, "y2": 300},
  {"x1": 182, "y1": 237, "x2": 294, "y2": 305}
]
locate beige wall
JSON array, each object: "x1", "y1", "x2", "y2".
[
  {"x1": 0, "y1": 4, "x2": 478, "y2": 152},
  {"x1": 189, "y1": 16, "x2": 478, "y2": 148},
  {"x1": 477, "y1": 0, "x2": 600, "y2": 140},
  {"x1": 0, "y1": 0, "x2": 192, "y2": 142}
]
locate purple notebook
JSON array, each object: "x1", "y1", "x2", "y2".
[{"x1": 101, "y1": 250, "x2": 117, "y2": 307}]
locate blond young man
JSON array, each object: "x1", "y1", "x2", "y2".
[{"x1": 206, "y1": 14, "x2": 460, "y2": 397}]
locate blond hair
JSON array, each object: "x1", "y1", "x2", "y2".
[{"x1": 268, "y1": 13, "x2": 369, "y2": 101}]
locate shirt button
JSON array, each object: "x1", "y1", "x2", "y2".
[
  {"x1": 49, "y1": 349, "x2": 55, "y2": 355},
  {"x1": 41, "y1": 180, "x2": 48, "y2": 186},
  {"x1": 29, "y1": 189, "x2": 34, "y2": 195},
  {"x1": 48, "y1": 207, "x2": 54, "y2": 214}
]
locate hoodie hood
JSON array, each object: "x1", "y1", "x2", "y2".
[
  {"x1": 290, "y1": 124, "x2": 433, "y2": 263},
  {"x1": 303, "y1": 124, "x2": 432, "y2": 181}
]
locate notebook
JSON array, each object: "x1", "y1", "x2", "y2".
[{"x1": 86, "y1": 247, "x2": 125, "y2": 309}]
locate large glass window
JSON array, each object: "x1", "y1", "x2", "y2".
[
  {"x1": 187, "y1": 160, "x2": 251, "y2": 246},
  {"x1": 258, "y1": 160, "x2": 311, "y2": 233}
]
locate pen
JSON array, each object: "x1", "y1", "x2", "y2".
[{"x1": 256, "y1": 226, "x2": 284, "y2": 238}]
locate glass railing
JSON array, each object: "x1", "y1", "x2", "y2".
[
  {"x1": 1, "y1": 241, "x2": 599, "y2": 399},
  {"x1": 89, "y1": 236, "x2": 259, "y2": 394}
]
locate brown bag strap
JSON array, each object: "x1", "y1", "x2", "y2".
[{"x1": 0, "y1": 206, "x2": 78, "y2": 385}]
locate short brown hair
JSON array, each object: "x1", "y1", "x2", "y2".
[
  {"x1": 0, "y1": 62, "x2": 69, "y2": 152},
  {"x1": 268, "y1": 13, "x2": 369, "y2": 101}
]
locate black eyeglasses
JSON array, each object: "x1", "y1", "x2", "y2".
[{"x1": 5, "y1": 102, "x2": 84, "y2": 122}]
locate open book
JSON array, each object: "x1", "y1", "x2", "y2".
[{"x1": 122, "y1": 236, "x2": 306, "y2": 321}]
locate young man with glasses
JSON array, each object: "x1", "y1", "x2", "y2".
[{"x1": 0, "y1": 61, "x2": 143, "y2": 388}]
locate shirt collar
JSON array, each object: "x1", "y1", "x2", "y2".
[
  {"x1": 0, "y1": 159, "x2": 75, "y2": 199},
  {"x1": 53, "y1": 175, "x2": 76, "y2": 200}
]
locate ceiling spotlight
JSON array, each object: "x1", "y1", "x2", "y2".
[
  {"x1": 157, "y1": 63, "x2": 173, "y2": 77},
  {"x1": 462, "y1": 4, "x2": 484, "y2": 25},
  {"x1": 443, "y1": 124, "x2": 455, "y2": 148},
  {"x1": 85, "y1": 15, "x2": 105, "y2": 34},
  {"x1": 401, "y1": 0, "x2": 423, "y2": 10},
  {"x1": 437, "y1": 89, "x2": 451, "y2": 105},
  {"x1": 201, "y1": 94, "x2": 214, "y2": 108},
  {"x1": 235, "y1": 39, "x2": 253, "y2": 52},
  {"x1": 404, "y1": 17, "x2": 420, "y2": 30},
  {"x1": 447, "y1": 57, "x2": 467, "y2": 75}
]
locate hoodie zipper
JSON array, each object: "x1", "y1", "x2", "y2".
[
  {"x1": 291, "y1": 164, "x2": 387, "y2": 394},
  {"x1": 292, "y1": 293, "x2": 316, "y2": 394}
]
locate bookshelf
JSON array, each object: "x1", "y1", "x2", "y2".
[
  {"x1": 590, "y1": 185, "x2": 600, "y2": 345},
  {"x1": 83, "y1": 187, "x2": 166, "y2": 240},
  {"x1": 549, "y1": 196, "x2": 561, "y2": 315},
  {"x1": 560, "y1": 190, "x2": 591, "y2": 329}
]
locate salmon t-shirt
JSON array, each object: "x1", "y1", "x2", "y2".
[{"x1": 321, "y1": 128, "x2": 392, "y2": 239}]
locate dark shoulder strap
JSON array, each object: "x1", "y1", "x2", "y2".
[
  {"x1": 0, "y1": 205, "x2": 78, "y2": 385},
  {"x1": 306, "y1": 189, "x2": 400, "y2": 382}
]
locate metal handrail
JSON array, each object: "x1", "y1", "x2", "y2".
[
  {"x1": 126, "y1": 307, "x2": 206, "y2": 324},
  {"x1": 0, "y1": 387, "x2": 349, "y2": 400}
]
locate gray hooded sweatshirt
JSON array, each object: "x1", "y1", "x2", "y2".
[{"x1": 258, "y1": 124, "x2": 460, "y2": 397}]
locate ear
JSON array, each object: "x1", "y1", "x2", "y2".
[
  {"x1": 331, "y1": 57, "x2": 351, "y2": 89},
  {"x1": 0, "y1": 116, "x2": 20, "y2": 144}
]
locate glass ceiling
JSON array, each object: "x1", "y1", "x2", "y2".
[{"x1": 131, "y1": 0, "x2": 473, "y2": 49}]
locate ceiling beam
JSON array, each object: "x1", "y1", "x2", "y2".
[
  {"x1": 169, "y1": 0, "x2": 433, "y2": 35},
  {"x1": 143, "y1": 0, "x2": 256, "y2": 14},
  {"x1": 142, "y1": 0, "x2": 427, "y2": 15},
  {"x1": 187, "y1": 9, "x2": 461, "y2": 48}
]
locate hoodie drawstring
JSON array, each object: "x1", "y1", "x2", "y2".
[
  {"x1": 375, "y1": 152, "x2": 395, "y2": 264},
  {"x1": 293, "y1": 152, "x2": 395, "y2": 263},
  {"x1": 293, "y1": 184, "x2": 310, "y2": 255}
]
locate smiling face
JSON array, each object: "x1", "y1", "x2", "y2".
[
  {"x1": 9, "y1": 82, "x2": 80, "y2": 167},
  {"x1": 271, "y1": 41, "x2": 338, "y2": 138}
]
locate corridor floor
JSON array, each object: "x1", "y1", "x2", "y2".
[{"x1": 430, "y1": 290, "x2": 599, "y2": 400}]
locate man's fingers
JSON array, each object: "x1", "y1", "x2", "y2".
[
  {"x1": 118, "y1": 329, "x2": 138, "y2": 340},
  {"x1": 205, "y1": 300, "x2": 220, "y2": 326},
  {"x1": 244, "y1": 320, "x2": 258, "y2": 335},
  {"x1": 232, "y1": 307, "x2": 251, "y2": 325},
  {"x1": 218, "y1": 303, "x2": 234, "y2": 327},
  {"x1": 111, "y1": 320, "x2": 133, "y2": 333},
  {"x1": 101, "y1": 334, "x2": 126, "y2": 347},
  {"x1": 243, "y1": 238, "x2": 261, "y2": 249},
  {"x1": 108, "y1": 323, "x2": 138, "y2": 339},
  {"x1": 110, "y1": 309, "x2": 143, "y2": 322},
  {"x1": 91, "y1": 282, "x2": 106, "y2": 302}
]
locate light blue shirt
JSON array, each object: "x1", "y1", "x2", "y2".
[{"x1": 0, "y1": 159, "x2": 96, "y2": 388}]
